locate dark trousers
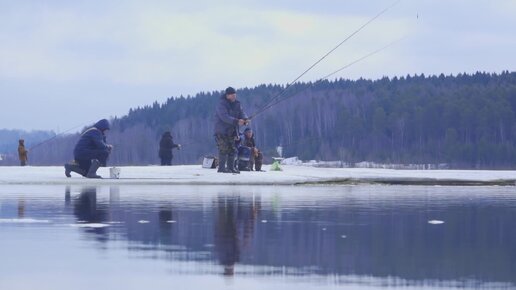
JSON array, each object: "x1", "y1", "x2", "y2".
[
  {"x1": 215, "y1": 134, "x2": 236, "y2": 170},
  {"x1": 76, "y1": 149, "x2": 109, "y2": 172},
  {"x1": 160, "y1": 157, "x2": 172, "y2": 166},
  {"x1": 250, "y1": 152, "x2": 263, "y2": 171}
]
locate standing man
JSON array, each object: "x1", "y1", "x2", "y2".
[
  {"x1": 159, "y1": 131, "x2": 181, "y2": 166},
  {"x1": 214, "y1": 87, "x2": 248, "y2": 173},
  {"x1": 64, "y1": 119, "x2": 113, "y2": 178},
  {"x1": 18, "y1": 139, "x2": 28, "y2": 166}
]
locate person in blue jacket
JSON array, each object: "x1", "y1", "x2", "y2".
[{"x1": 64, "y1": 119, "x2": 113, "y2": 178}]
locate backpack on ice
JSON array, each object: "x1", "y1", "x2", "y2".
[{"x1": 202, "y1": 156, "x2": 219, "y2": 169}]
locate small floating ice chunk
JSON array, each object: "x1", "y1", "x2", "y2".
[
  {"x1": 341, "y1": 235, "x2": 347, "y2": 239},
  {"x1": 70, "y1": 223, "x2": 109, "y2": 228},
  {"x1": 322, "y1": 228, "x2": 327, "y2": 231},
  {"x1": 261, "y1": 220, "x2": 268, "y2": 223},
  {"x1": 0, "y1": 218, "x2": 50, "y2": 224},
  {"x1": 166, "y1": 220, "x2": 176, "y2": 223},
  {"x1": 107, "y1": 221, "x2": 123, "y2": 224},
  {"x1": 138, "y1": 220, "x2": 150, "y2": 224},
  {"x1": 428, "y1": 220, "x2": 444, "y2": 225}
]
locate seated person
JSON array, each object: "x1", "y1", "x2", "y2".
[
  {"x1": 64, "y1": 119, "x2": 113, "y2": 178},
  {"x1": 237, "y1": 128, "x2": 263, "y2": 171}
]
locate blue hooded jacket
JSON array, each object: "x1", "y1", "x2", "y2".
[
  {"x1": 73, "y1": 119, "x2": 111, "y2": 160},
  {"x1": 214, "y1": 95, "x2": 247, "y2": 136}
]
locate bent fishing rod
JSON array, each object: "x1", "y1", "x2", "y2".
[
  {"x1": 255, "y1": 36, "x2": 407, "y2": 115},
  {"x1": 248, "y1": 0, "x2": 401, "y2": 120}
]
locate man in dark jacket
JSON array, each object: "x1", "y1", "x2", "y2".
[
  {"x1": 214, "y1": 86, "x2": 248, "y2": 173},
  {"x1": 241, "y1": 128, "x2": 263, "y2": 171},
  {"x1": 64, "y1": 119, "x2": 113, "y2": 178},
  {"x1": 159, "y1": 131, "x2": 181, "y2": 165}
]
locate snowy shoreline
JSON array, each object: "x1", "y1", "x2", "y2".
[{"x1": 0, "y1": 165, "x2": 515, "y2": 186}]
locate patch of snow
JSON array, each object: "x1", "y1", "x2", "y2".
[
  {"x1": 0, "y1": 218, "x2": 51, "y2": 224},
  {"x1": 70, "y1": 223, "x2": 109, "y2": 228}
]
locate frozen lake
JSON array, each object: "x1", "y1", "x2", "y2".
[{"x1": 0, "y1": 184, "x2": 515, "y2": 289}]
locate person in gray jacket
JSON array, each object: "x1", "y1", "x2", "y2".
[{"x1": 214, "y1": 87, "x2": 248, "y2": 173}]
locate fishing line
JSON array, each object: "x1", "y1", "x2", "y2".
[
  {"x1": 249, "y1": 0, "x2": 401, "y2": 119},
  {"x1": 259, "y1": 36, "x2": 407, "y2": 113}
]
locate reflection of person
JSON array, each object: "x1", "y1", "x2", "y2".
[
  {"x1": 214, "y1": 195, "x2": 261, "y2": 276},
  {"x1": 18, "y1": 139, "x2": 28, "y2": 166},
  {"x1": 159, "y1": 131, "x2": 181, "y2": 166},
  {"x1": 65, "y1": 119, "x2": 113, "y2": 178},
  {"x1": 17, "y1": 199, "x2": 25, "y2": 218},
  {"x1": 215, "y1": 196, "x2": 240, "y2": 276},
  {"x1": 214, "y1": 87, "x2": 248, "y2": 173},
  {"x1": 73, "y1": 187, "x2": 108, "y2": 238}
]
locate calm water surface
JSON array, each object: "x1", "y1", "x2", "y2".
[{"x1": 0, "y1": 185, "x2": 515, "y2": 290}]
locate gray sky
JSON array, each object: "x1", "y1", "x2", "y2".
[{"x1": 1, "y1": 0, "x2": 515, "y2": 131}]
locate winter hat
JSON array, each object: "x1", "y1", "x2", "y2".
[
  {"x1": 94, "y1": 119, "x2": 110, "y2": 131},
  {"x1": 225, "y1": 87, "x2": 236, "y2": 95}
]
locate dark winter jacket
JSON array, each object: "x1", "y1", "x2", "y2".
[
  {"x1": 73, "y1": 119, "x2": 110, "y2": 160},
  {"x1": 18, "y1": 140, "x2": 28, "y2": 162},
  {"x1": 214, "y1": 95, "x2": 247, "y2": 136},
  {"x1": 159, "y1": 132, "x2": 179, "y2": 159},
  {"x1": 242, "y1": 134, "x2": 256, "y2": 148}
]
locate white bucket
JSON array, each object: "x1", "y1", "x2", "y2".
[{"x1": 109, "y1": 167, "x2": 121, "y2": 179}]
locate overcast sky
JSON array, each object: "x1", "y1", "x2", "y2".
[{"x1": 1, "y1": 0, "x2": 515, "y2": 131}]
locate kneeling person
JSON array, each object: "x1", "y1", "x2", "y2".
[{"x1": 65, "y1": 119, "x2": 113, "y2": 178}]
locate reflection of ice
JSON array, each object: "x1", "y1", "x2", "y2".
[
  {"x1": 0, "y1": 218, "x2": 50, "y2": 223},
  {"x1": 428, "y1": 220, "x2": 444, "y2": 225},
  {"x1": 70, "y1": 223, "x2": 109, "y2": 228}
]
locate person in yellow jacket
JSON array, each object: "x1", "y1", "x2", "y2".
[{"x1": 18, "y1": 139, "x2": 28, "y2": 166}]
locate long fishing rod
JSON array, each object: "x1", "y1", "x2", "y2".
[
  {"x1": 248, "y1": 0, "x2": 401, "y2": 120},
  {"x1": 28, "y1": 119, "x2": 99, "y2": 151},
  {"x1": 256, "y1": 36, "x2": 407, "y2": 115}
]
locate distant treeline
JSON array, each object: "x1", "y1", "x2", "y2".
[{"x1": 4, "y1": 71, "x2": 516, "y2": 169}]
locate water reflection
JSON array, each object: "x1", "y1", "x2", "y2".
[
  {"x1": 214, "y1": 195, "x2": 260, "y2": 276},
  {"x1": 0, "y1": 185, "x2": 515, "y2": 289}
]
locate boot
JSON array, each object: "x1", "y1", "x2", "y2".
[
  {"x1": 86, "y1": 159, "x2": 102, "y2": 179},
  {"x1": 217, "y1": 155, "x2": 229, "y2": 173},
  {"x1": 64, "y1": 162, "x2": 86, "y2": 177},
  {"x1": 227, "y1": 155, "x2": 239, "y2": 174},
  {"x1": 255, "y1": 160, "x2": 263, "y2": 172}
]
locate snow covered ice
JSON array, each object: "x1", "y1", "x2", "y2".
[{"x1": 1, "y1": 165, "x2": 515, "y2": 186}]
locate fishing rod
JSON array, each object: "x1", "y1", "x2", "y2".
[
  {"x1": 248, "y1": 0, "x2": 401, "y2": 120},
  {"x1": 256, "y1": 36, "x2": 407, "y2": 114},
  {"x1": 28, "y1": 119, "x2": 101, "y2": 151}
]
